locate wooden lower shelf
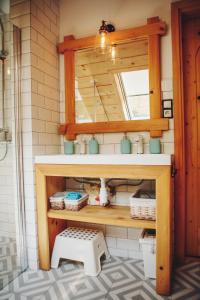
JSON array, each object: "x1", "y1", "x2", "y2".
[{"x1": 47, "y1": 205, "x2": 156, "y2": 229}]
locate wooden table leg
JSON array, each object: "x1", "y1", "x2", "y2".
[
  {"x1": 36, "y1": 170, "x2": 66, "y2": 270},
  {"x1": 36, "y1": 168, "x2": 50, "y2": 270},
  {"x1": 156, "y1": 166, "x2": 172, "y2": 295}
]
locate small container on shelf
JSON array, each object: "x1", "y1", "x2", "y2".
[
  {"x1": 64, "y1": 192, "x2": 89, "y2": 211},
  {"x1": 49, "y1": 192, "x2": 66, "y2": 210},
  {"x1": 129, "y1": 189, "x2": 156, "y2": 220}
]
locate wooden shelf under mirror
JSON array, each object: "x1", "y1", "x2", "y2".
[{"x1": 58, "y1": 17, "x2": 169, "y2": 140}]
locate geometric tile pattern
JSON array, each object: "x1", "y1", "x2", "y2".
[
  {"x1": 0, "y1": 237, "x2": 22, "y2": 291},
  {"x1": 0, "y1": 256, "x2": 200, "y2": 299}
]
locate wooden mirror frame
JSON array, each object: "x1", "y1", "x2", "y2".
[{"x1": 58, "y1": 17, "x2": 169, "y2": 140}]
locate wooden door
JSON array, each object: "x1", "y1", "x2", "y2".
[{"x1": 183, "y1": 17, "x2": 200, "y2": 256}]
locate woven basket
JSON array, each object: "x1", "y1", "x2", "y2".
[{"x1": 130, "y1": 190, "x2": 156, "y2": 220}]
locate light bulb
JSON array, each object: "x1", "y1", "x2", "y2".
[
  {"x1": 111, "y1": 45, "x2": 116, "y2": 60},
  {"x1": 100, "y1": 32, "x2": 106, "y2": 49}
]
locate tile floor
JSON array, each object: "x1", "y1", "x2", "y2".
[
  {"x1": 0, "y1": 237, "x2": 22, "y2": 291},
  {"x1": 0, "y1": 256, "x2": 200, "y2": 300}
]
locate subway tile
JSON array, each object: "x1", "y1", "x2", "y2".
[
  {"x1": 37, "y1": 8, "x2": 51, "y2": 29},
  {"x1": 32, "y1": 145, "x2": 46, "y2": 156},
  {"x1": 45, "y1": 98, "x2": 59, "y2": 112},
  {"x1": 117, "y1": 238, "x2": 140, "y2": 251},
  {"x1": 161, "y1": 79, "x2": 172, "y2": 92},
  {"x1": 22, "y1": 53, "x2": 31, "y2": 66},
  {"x1": 128, "y1": 228, "x2": 143, "y2": 240},
  {"x1": 28, "y1": 259, "x2": 39, "y2": 270},
  {"x1": 23, "y1": 145, "x2": 33, "y2": 158},
  {"x1": 169, "y1": 119, "x2": 174, "y2": 130},
  {"x1": 31, "y1": 15, "x2": 45, "y2": 36},
  {"x1": 21, "y1": 66, "x2": 31, "y2": 80},
  {"x1": 106, "y1": 237, "x2": 117, "y2": 248},
  {"x1": 22, "y1": 39, "x2": 31, "y2": 54},
  {"x1": 26, "y1": 234, "x2": 38, "y2": 249},
  {"x1": 22, "y1": 26, "x2": 31, "y2": 41},
  {"x1": 103, "y1": 133, "x2": 124, "y2": 144},
  {"x1": 108, "y1": 247, "x2": 128, "y2": 258},
  {"x1": 23, "y1": 132, "x2": 32, "y2": 146},
  {"x1": 25, "y1": 209, "x2": 37, "y2": 224},
  {"x1": 12, "y1": 14, "x2": 31, "y2": 29},
  {"x1": 44, "y1": 4, "x2": 57, "y2": 24},
  {"x1": 30, "y1": 27, "x2": 37, "y2": 41},
  {"x1": 128, "y1": 250, "x2": 143, "y2": 259},
  {"x1": 45, "y1": 121, "x2": 58, "y2": 134},
  {"x1": 100, "y1": 144, "x2": 115, "y2": 154},
  {"x1": 23, "y1": 171, "x2": 34, "y2": 185},
  {"x1": 45, "y1": 145, "x2": 60, "y2": 154},
  {"x1": 162, "y1": 142, "x2": 174, "y2": 154},
  {"x1": 27, "y1": 247, "x2": 38, "y2": 262},
  {"x1": 161, "y1": 130, "x2": 174, "y2": 143},
  {"x1": 115, "y1": 192, "x2": 131, "y2": 206},
  {"x1": 26, "y1": 220, "x2": 37, "y2": 237},
  {"x1": 106, "y1": 226, "x2": 127, "y2": 239},
  {"x1": 31, "y1": 41, "x2": 45, "y2": 59},
  {"x1": 38, "y1": 107, "x2": 52, "y2": 122},
  {"x1": 22, "y1": 119, "x2": 32, "y2": 132},
  {"x1": 10, "y1": 1, "x2": 30, "y2": 18},
  {"x1": 32, "y1": 119, "x2": 46, "y2": 132}
]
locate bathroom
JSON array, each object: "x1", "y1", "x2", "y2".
[{"x1": 0, "y1": 0, "x2": 199, "y2": 299}]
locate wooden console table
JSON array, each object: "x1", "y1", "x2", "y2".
[{"x1": 35, "y1": 161, "x2": 172, "y2": 296}]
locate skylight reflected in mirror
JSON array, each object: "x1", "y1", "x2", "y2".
[
  {"x1": 119, "y1": 69, "x2": 150, "y2": 120},
  {"x1": 75, "y1": 39, "x2": 149, "y2": 123}
]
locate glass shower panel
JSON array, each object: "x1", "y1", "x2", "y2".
[{"x1": 0, "y1": 13, "x2": 27, "y2": 290}]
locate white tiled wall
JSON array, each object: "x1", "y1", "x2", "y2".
[{"x1": 10, "y1": 0, "x2": 60, "y2": 270}]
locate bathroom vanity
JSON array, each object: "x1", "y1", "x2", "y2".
[{"x1": 35, "y1": 154, "x2": 172, "y2": 296}]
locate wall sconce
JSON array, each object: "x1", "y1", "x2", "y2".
[{"x1": 96, "y1": 20, "x2": 115, "y2": 54}]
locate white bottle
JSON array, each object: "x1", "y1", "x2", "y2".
[
  {"x1": 136, "y1": 135, "x2": 144, "y2": 154},
  {"x1": 99, "y1": 178, "x2": 108, "y2": 206},
  {"x1": 79, "y1": 139, "x2": 86, "y2": 154}
]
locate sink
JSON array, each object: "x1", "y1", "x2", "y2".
[{"x1": 35, "y1": 154, "x2": 171, "y2": 165}]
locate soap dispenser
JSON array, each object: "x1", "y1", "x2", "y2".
[
  {"x1": 135, "y1": 135, "x2": 144, "y2": 154},
  {"x1": 89, "y1": 135, "x2": 99, "y2": 154},
  {"x1": 120, "y1": 133, "x2": 131, "y2": 154}
]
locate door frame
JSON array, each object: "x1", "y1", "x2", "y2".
[{"x1": 171, "y1": 0, "x2": 200, "y2": 263}]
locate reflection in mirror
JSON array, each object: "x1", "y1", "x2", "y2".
[{"x1": 75, "y1": 39, "x2": 149, "y2": 123}]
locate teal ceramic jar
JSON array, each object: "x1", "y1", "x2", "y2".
[
  {"x1": 89, "y1": 136, "x2": 99, "y2": 154},
  {"x1": 64, "y1": 140, "x2": 74, "y2": 155},
  {"x1": 120, "y1": 135, "x2": 131, "y2": 154},
  {"x1": 149, "y1": 138, "x2": 161, "y2": 154}
]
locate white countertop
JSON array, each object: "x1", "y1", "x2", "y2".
[{"x1": 35, "y1": 154, "x2": 172, "y2": 165}]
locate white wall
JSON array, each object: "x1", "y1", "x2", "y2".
[
  {"x1": 59, "y1": 0, "x2": 174, "y2": 259},
  {"x1": 60, "y1": 0, "x2": 172, "y2": 81}
]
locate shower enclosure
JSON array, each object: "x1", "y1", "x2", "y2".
[{"x1": 0, "y1": 10, "x2": 27, "y2": 290}]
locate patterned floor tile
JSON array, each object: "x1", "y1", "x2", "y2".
[
  {"x1": 0, "y1": 237, "x2": 22, "y2": 292},
  {"x1": 0, "y1": 256, "x2": 200, "y2": 300}
]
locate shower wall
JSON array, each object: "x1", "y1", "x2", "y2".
[
  {"x1": 10, "y1": 0, "x2": 61, "y2": 270},
  {"x1": 0, "y1": 15, "x2": 15, "y2": 239}
]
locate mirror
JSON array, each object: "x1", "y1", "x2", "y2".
[
  {"x1": 75, "y1": 39, "x2": 150, "y2": 123},
  {"x1": 58, "y1": 17, "x2": 169, "y2": 139}
]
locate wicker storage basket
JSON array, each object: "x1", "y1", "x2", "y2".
[
  {"x1": 130, "y1": 190, "x2": 156, "y2": 220},
  {"x1": 64, "y1": 193, "x2": 89, "y2": 211},
  {"x1": 49, "y1": 192, "x2": 65, "y2": 210}
]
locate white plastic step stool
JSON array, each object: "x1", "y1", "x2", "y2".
[{"x1": 51, "y1": 227, "x2": 110, "y2": 276}]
